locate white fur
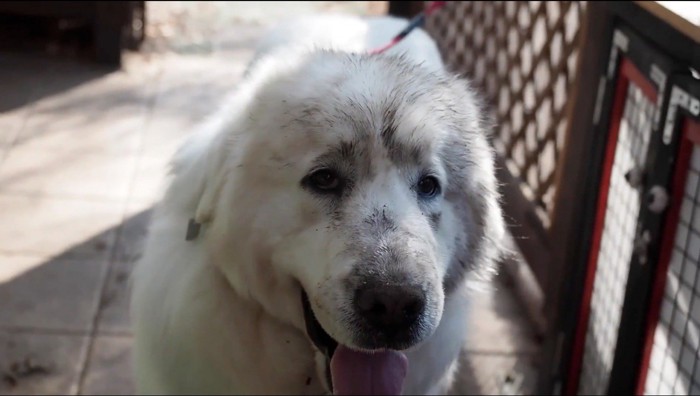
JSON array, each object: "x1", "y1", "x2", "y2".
[{"x1": 131, "y1": 14, "x2": 504, "y2": 395}]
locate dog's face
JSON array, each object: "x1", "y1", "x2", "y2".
[{"x1": 210, "y1": 50, "x2": 503, "y2": 354}]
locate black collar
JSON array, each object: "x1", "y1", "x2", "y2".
[{"x1": 301, "y1": 290, "x2": 338, "y2": 393}]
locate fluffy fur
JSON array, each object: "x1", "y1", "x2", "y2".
[{"x1": 130, "y1": 14, "x2": 505, "y2": 395}]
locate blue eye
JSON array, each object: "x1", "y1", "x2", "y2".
[{"x1": 416, "y1": 176, "x2": 440, "y2": 198}]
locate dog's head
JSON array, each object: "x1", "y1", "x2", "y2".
[{"x1": 192, "y1": 49, "x2": 504, "y2": 357}]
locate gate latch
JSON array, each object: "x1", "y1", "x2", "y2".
[
  {"x1": 646, "y1": 185, "x2": 670, "y2": 214},
  {"x1": 633, "y1": 229, "x2": 652, "y2": 265},
  {"x1": 624, "y1": 167, "x2": 646, "y2": 188}
]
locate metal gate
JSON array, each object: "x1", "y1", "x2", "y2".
[
  {"x1": 540, "y1": 3, "x2": 700, "y2": 395},
  {"x1": 636, "y1": 79, "x2": 700, "y2": 395},
  {"x1": 565, "y1": 25, "x2": 682, "y2": 395}
]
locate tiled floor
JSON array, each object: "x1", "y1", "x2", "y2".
[{"x1": 0, "y1": 2, "x2": 541, "y2": 395}]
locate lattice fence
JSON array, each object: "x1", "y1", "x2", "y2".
[{"x1": 425, "y1": 1, "x2": 586, "y2": 228}]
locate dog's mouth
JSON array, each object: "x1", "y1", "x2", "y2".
[{"x1": 301, "y1": 290, "x2": 409, "y2": 395}]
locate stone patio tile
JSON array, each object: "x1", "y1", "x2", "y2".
[
  {"x1": 0, "y1": 147, "x2": 138, "y2": 201},
  {"x1": 81, "y1": 335, "x2": 134, "y2": 395},
  {"x1": 0, "y1": 194, "x2": 122, "y2": 260},
  {"x1": 12, "y1": 66, "x2": 159, "y2": 157},
  {"x1": 0, "y1": 254, "x2": 107, "y2": 333},
  {"x1": 113, "y1": 200, "x2": 154, "y2": 265},
  {"x1": 97, "y1": 200, "x2": 155, "y2": 334},
  {"x1": 96, "y1": 259, "x2": 136, "y2": 335},
  {"x1": 0, "y1": 54, "x2": 53, "y2": 164},
  {"x1": 0, "y1": 330, "x2": 88, "y2": 395},
  {"x1": 0, "y1": 107, "x2": 29, "y2": 166},
  {"x1": 13, "y1": 104, "x2": 145, "y2": 158},
  {"x1": 0, "y1": 54, "x2": 56, "y2": 114}
]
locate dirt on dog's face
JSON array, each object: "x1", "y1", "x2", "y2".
[
  {"x1": 297, "y1": 141, "x2": 448, "y2": 351},
  {"x1": 213, "y1": 50, "x2": 502, "y2": 355}
]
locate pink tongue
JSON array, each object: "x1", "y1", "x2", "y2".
[{"x1": 330, "y1": 345, "x2": 408, "y2": 395}]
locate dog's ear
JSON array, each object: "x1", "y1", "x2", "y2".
[
  {"x1": 170, "y1": 120, "x2": 232, "y2": 229},
  {"x1": 193, "y1": 136, "x2": 228, "y2": 225},
  {"x1": 174, "y1": 82, "x2": 257, "y2": 232}
]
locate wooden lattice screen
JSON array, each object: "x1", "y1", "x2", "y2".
[{"x1": 425, "y1": 1, "x2": 586, "y2": 229}]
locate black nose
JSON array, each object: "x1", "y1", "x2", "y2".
[{"x1": 354, "y1": 284, "x2": 426, "y2": 335}]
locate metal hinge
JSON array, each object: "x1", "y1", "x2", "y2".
[{"x1": 593, "y1": 75, "x2": 607, "y2": 126}]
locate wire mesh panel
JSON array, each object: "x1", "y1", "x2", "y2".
[
  {"x1": 576, "y1": 81, "x2": 656, "y2": 395},
  {"x1": 425, "y1": 1, "x2": 585, "y2": 227},
  {"x1": 636, "y1": 106, "x2": 700, "y2": 394},
  {"x1": 644, "y1": 144, "x2": 700, "y2": 395}
]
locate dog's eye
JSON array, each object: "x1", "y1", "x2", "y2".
[
  {"x1": 307, "y1": 169, "x2": 341, "y2": 193},
  {"x1": 417, "y1": 176, "x2": 440, "y2": 198}
]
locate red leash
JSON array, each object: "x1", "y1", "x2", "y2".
[{"x1": 369, "y1": 1, "x2": 447, "y2": 55}]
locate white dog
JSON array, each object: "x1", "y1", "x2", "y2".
[{"x1": 130, "y1": 13, "x2": 505, "y2": 395}]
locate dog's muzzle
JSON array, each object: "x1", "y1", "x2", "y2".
[{"x1": 301, "y1": 289, "x2": 411, "y2": 395}]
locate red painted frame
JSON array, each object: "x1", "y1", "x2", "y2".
[{"x1": 564, "y1": 57, "x2": 658, "y2": 395}]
